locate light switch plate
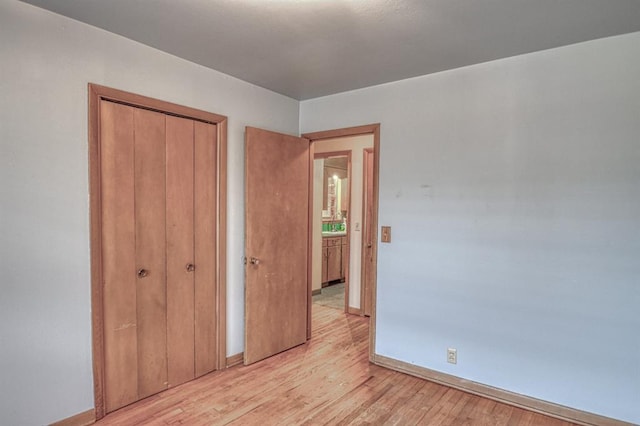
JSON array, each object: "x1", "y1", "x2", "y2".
[{"x1": 381, "y1": 226, "x2": 391, "y2": 243}]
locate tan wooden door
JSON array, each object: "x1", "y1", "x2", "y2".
[
  {"x1": 244, "y1": 127, "x2": 310, "y2": 365},
  {"x1": 100, "y1": 100, "x2": 217, "y2": 413}
]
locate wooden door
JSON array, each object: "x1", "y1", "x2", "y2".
[
  {"x1": 244, "y1": 127, "x2": 310, "y2": 365},
  {"x1": 362, "y1": 148, "x2": 375, "y2": 317}
]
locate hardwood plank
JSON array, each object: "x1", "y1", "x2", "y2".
[
  {"x1": 95, "y1": 305, "x2": 586, "y2": 426},
  {"x1": 194, "y1": 121, "x2": 218, "y2": 377},
  {"x1": 133, "y1": 107, "x2": 168, "y2": 399},
  {"x1": 165, "y1": 115, "x2": 196, "y2": 388},
  {"x1": 224, "y1": 337, "x2": 373, "y2": 425},
  {"x1": 100, "y1": 101, "x2": 138, "y2": 413},
  {"x1": 385, "y1": 380, "x2": 447, "y2": 425},
  {"x1": 489, "y1": 398, "x2": 516, "y2": 425},
  {"x1": 444, "y1": 393, "x2": 488, "y2": 426}
]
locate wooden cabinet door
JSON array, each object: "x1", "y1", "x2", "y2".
[
  {"x1": 322, "y1": 247, "x2": 328, "y2": 284},
  {"x1": 327, "y1": 244, "x2": 342, "y2": 282},
  {"x1": 245, "y1": 127, "x2": 310, "y2": 365}
]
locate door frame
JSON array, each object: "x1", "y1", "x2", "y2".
[
  {"x1": 302, "y1": 124, "x2": 380, "y2": 361},
  {"x1": 361, "y1": 147, "x2": 374, "y2": 317},
  {"x1": 88, "y1": 84, "x2": 228, "y2": 420},
  {"x1": 313, "y1": 151, "x2": 353, "y2": 314}
]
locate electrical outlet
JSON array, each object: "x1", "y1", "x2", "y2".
[{"x1": 447, "y1": 348, "x2": 457, "y2": 364}]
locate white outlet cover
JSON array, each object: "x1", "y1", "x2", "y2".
[{"x1": 447, "y1": 348, "x2": 457, "y2": 364}]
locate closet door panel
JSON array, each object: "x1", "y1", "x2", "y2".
[
  {"x1": 133, "y1": 108, "x2": 168, "y2": 398},
  {"x1": 101, "y1": 101, "x2": 138, "y2": 412},
  {"x1": 194, "y1": 122, "x2": 218, "y2": 376},
  {"x1": 166, "y1": 115, "x2": 196, "y2": 387}
]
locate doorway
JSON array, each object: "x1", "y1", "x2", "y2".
[
  {"x1": 310, "y1": 134, "x2": 375, "y2": 317},
  {"x1": 303, "y1": 124, "x2": 380, "y2": 361},
  {"x1": 312, "y1": 153, "x2": 351, "y2": 313}
]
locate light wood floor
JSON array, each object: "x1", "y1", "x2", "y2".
[{"x1": 96, "y1": 305, "x2": 578, "y2": 425}]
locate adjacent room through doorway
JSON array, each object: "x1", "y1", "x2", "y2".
[{"x1": 311, "y1": 134, "x2": 375, "y2": 318}]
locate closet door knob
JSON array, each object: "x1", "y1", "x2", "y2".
[
  {"x1": 249, "y1": 257, "x2": 260, "y2": 265},
  {"x1": 137, "y1": 268, "x2": 148, "y2": 278},
  {"x1": 186, "y1": 263, "x2": 195, "y2": 272}
]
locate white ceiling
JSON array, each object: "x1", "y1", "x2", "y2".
[{"x1": 19, "y1": 0, "x2": 640, "y2": 100}]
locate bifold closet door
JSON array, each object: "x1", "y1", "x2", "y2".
[
  {"x1": 134, "y1": 107, "x2": 169, "y2": 399},
  {"x1": 101, "y1": 101, "x2": 168, "y2": 411},
  {"x1": 101, "y1": 100, "x2": 218, "y2": 413},
  {"x1": 165, "y1": 115, "x2": 196, "y2": 387},
  {"x1": 165, "y1": 117, "x2": 218, "y2": 386},
  {"x1": 193, "y1": 121, "x2": 218, "y2": 377}
]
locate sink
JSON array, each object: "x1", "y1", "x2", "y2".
[{"x1": 322, "y1": 231, "x2": 347, "y2": 237}]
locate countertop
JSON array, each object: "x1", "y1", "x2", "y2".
[{"x1": 322, "y1": 231, "x2": 347, "y2": 237}]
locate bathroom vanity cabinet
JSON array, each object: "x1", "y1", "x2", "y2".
[{"x1": 322, "y1": 235, "x2": 347, "y2": 285}]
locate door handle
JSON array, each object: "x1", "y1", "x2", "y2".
[
  {"x1": 249, "y1": 257, "x2": 260, "y2": 265},
  {"x1": 137, "y1": 268, "x2": 148, "y2": 278},
  {"x1": 186, "y1": 263, "x2": 195, "y2": 272}
]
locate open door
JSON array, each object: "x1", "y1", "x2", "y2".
[{"x1": 244, "y1": 127, "x2": 310, "y2": 365}]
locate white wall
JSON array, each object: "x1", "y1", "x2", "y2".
[
  {"x1": 0, "y1": 1, "x2": 298, "y2": 424},
  {"x1": 301, "y1": 32, "x2": 640, "y2": 424},
  {"x1": 314, "y1": 136, "x2": 374, "y2": 309}
]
